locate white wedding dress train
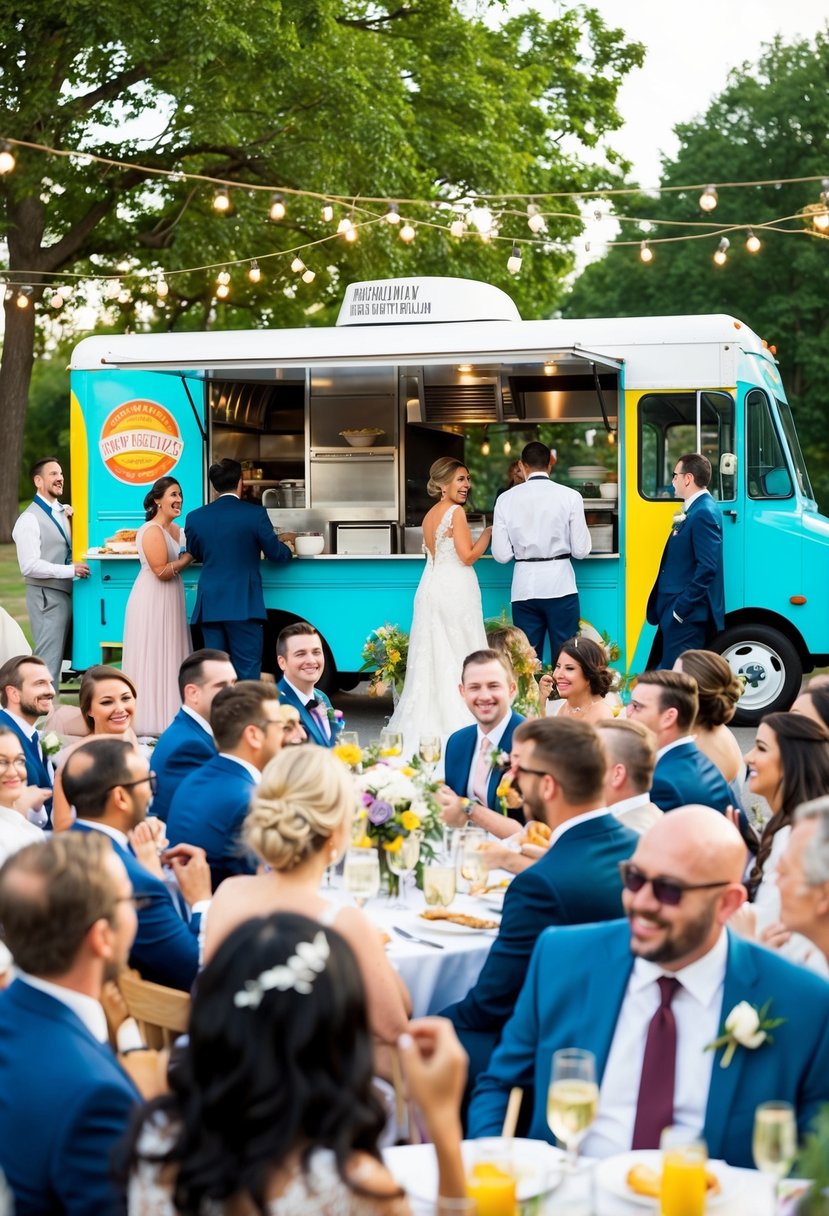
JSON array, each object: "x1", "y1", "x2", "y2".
[{"x1": 389, "y1": 506, "x2": 488, "y2": 757}]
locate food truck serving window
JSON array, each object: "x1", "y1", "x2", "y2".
[{"x1": 638, "y1": 392, "x2": 736, "y2": 502}]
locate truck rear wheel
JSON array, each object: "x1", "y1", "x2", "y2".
[{"x1": 714, "y1": 625, "x2": 802, "y2": 725}]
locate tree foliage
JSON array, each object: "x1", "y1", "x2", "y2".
[
  {"x1": 563, "y1": 31, "x2": 829, "y2": 508},
  {"x1": 0, "y1": 0, "x2": 644, "y2": 537}
]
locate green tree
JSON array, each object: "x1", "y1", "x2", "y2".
[
  {"x1": 563, "y1": 31, "x2": 829, "y2": 508},
  {"x1": 0, "y1": 0, "x2": 643, "y2": 538}
]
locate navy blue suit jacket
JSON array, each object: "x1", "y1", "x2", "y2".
[
  {"x1": 647, "y1": 492, "x2": 725, "y2": 633},
  {"x1": 71, "y1": 822, "x2": 200, "y2": 990},
  {"x1": 185, "y1": 495, "x2": 291, "y2": 625},
  {"x1": 151, "y1": 708, "x2": 216, "y2": 821},
  {"x1": 277, "y1": 677, "x2": 337, "y2": 748},
  {"x1": 469, "y1": 920, "x2": 829, "y2": 1168},
  {"x1": 444, "y1": 711, "x2": 525, "y2": 819},
  {"x1": 0, "y1": 979, "x2": 138, "y2": 1215},
  {"x1": 652, "y1": 738, "x2": 734, "y2": 813},
  {"x1": 442, "y1": 813, "x2": 638, "y2": 1081},
  {"x1": 166, "y1": 752, "x2": 257, "y2": 888},
  {"x1": 0, "y1": 709, "x2": 53, "y2": 823}
]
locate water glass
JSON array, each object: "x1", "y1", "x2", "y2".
[
  {"x1": 547, "y1": 1048, "x2": 598, "y2": 1169},
  {"x1": 339, "y1": 730, "x2": 360, "y2": 749},
  {"x1": 385, "y1": 829, "x2": 422, "y2": 907},
  {"x1": 423, "y1": 858, "x2": 457, "y2": 907},
  {"x1": 459, "y1": 825, "x2": 487, "y2": 888},
  {"x1": 343, "y1": 847, "x2": 380, "y2": 907},
  {"x1": 379, "y1": 728, "x2": 404, "y2": 759}
]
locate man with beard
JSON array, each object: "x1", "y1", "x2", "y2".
[
  {"x1": 0, "y1": 655, "x2": 56, "y2": 814},
  {"x1": 64, "y1": 738, "x2": 213, "y2": 990},
  {"x1": 0, "y1": 832, "x2": 140, "y2": 1214},
  {"x1": 468, "y1": 807, "x2": 829, "y2": 1167},
  {"x1": 440, "y1": 717, "x2": 637, "y2": 1094}
]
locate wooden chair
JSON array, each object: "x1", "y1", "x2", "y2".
[{"x1": 117, "y1": 968, "x2": 191, "y2": 1050}]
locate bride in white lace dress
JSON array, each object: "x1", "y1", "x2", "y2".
[
  {"x1": 126, "y1": 912, "x2": 468, "y2": 1215},
  {"x1": 389, "y1": 459, "x2": 492, "y2": 755}
]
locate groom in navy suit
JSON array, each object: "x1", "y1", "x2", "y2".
[
  {"x1": 276, "y1": 622, "x2": 341, "y2": 748},
  {"x1": 469, "y1": 807, "x2": 829, "y2": 1167},
  {"x1": 647, "y1": 452, "x2": 725, "y2": 669},
  {"x1": 0, "y1": 831, "x2": 140, "y2": 1214},
  {"x1": 0, "y1": 654, "x2": 55, "y2": 819},
  {"x1": 185, "y1": 458, "x2": 295, "y2": 680}
]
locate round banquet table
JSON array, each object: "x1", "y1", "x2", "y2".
[{"x1": 325, "y1": 884, "x2": 499, "y2": 1017}]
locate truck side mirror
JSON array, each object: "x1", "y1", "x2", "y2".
[{"x1": 720, "y1": 452, "x2": 737, "y2": 476}]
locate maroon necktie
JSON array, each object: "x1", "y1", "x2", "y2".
[{"x1": 631, "y1": 975, "x2": 681, "y2": 1149}]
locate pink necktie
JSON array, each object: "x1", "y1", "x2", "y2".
[
  {"x1": 631, "y1": 976, "x2": 681, "y2": 1149},
  {"x1": 311, "y1": 706, "x2": 330, "y2": 740},
  {"x1": 472, "y1": 735, "x2": 492, "y2": 806}
]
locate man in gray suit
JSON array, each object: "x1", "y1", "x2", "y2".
[{"x1": 12, "y1": 458, "x2": 89, "y2": 689}]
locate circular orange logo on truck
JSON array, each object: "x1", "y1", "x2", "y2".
[{"x1": 98, "y1": 400, "x2": 183, "y2": 485}]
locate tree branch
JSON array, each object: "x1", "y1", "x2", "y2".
[{"x1": 336, "y1": 5, "x2": 418, "y2": 31}]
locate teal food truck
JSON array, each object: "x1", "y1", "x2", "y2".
[{"x1": 69, "y1": 276, "x2": 829, "y2": 723}]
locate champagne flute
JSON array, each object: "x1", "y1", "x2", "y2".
[
  {"x1": 379, "y1": 728, "x2": 403, "y2": 759},
  {"x1": 419, "y1": 734, "x2": 441, "y2": 779},
  {"x1": 385, "y1": 829, "x2": 422, "y2": 908},
  {"x1": 343, "y1": 847, "x2": 380, "y2": 908},
  {"x1": 547, "y1": 1048, "x2": 599, "y2": 1170},
  {"x1": 753, "y1": 1101, "x2": 797, "y2": 1215}
]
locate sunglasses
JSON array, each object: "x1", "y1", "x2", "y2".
[{"x1": 619, "y1": 861, "x2": 731, "y2": 907}]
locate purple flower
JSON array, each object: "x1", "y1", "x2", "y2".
[
  {"x1": 368, "y1": 799, "x2": 394, "y2": 826},
  {"x1": 361, "y1": 792, "x2": 375, "y2": 807}
]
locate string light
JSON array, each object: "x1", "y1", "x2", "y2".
[
  {"x1": 49, "y1": 290, "x2": 65, "y2": 309},
  {"x1": 0, "y1": 142, "x2": 16, "y2": 174},
  {"x1": 813, "y1": 180, "x2": 829, "y2": 232},
  {"x1": 321, "y1": 202, "x2": 334, "y2": 223},
  {"x1": 344, "y1": 223, "x2": 358, "y2": 243},
  {"x1": 384, "y1": 202, "x2": 401, "y2": 224},
  {"x1": 399, "y1": 220, "x2": 415, "y2": 243},
  {"x1": 290, "y1": 257, "x2": 306, "y2": 274},
  {"x1": 481, "y1": 428, "x2": 491, "y2": 456},
  {"x1": 745, "y1": 230, "x2": 761, "y2": 253},
  {"x1": 301, "y1": 268, "x2": 316, "y2": 283},
  {"x1": 507, "y1": 243, "x2": 522, "y2": 274},
  {"x1": 639, "y1": 240, "x2": 653, "y2": 263},
  {"x1": 449, "y1": 216, "x2": 467, "y2": 238},
  {"x1": 337, "y1": 216, "x2": 354, "y2": 237},
  {"x1": 268, "y1": 192, "x2": 286, "y2": 221},
  {"x1": 212, "y1": 188, "x2": 231, "y2": 213},
  {"x1": 468, "y1": 205, "x2": 493, "y2": 236},
  {"x1": 527, "y1": 205, "x2": 546, "y2": 234},
  {"x1": 713, "y1": 237, "x2": 730, "y2": 266},
  {"x1": 503, "y1": 439, "x2": 512, "y2": 456},
  {"x1": 16, "y1": 287, "x2": 32, "y2": 309},
  {"x1": 699, "y1": 185, "x2": 718, "y2": 212},
  {"x1": 248, "y1": 260, "x2": 262, "y2": 283},
  {"x1": 155, "y1": 276, "x2": 169, "y2": 298}
]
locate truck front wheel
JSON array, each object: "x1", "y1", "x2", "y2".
[{"x1": 714, "y1": 625, "x2": 802, "y2": 725}]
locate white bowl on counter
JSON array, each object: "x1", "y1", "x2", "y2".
[
  {"x1": 294, "y1": 534, "x2": 325, "y2": 557},
  {"x1": 599, "y1": 483, "x2": 618, "y2": 499},
  {"x1": 567, "y1": 464, "x2": 608, "y2": 483},
  {"x1": 340, "y1": 430, "x2": 385, "y2": 448}
]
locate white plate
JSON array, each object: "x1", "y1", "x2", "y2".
[
  {"x1": 567, "y1": 465, "x2": 608, "y2": 482},
  {"x1": 384, "y1": 1138, "x2": 564, "y2": 1204},
  {"x1": 595, "y1": 1150, "x2": 734, "y2": 1208},
  {"x1": 417, "y1": 913, "x2": 500, "y2": 935}
]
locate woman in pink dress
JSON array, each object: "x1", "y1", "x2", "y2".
[{"x1": 122, "y1": 477, "x2": 193, "y2": 736}]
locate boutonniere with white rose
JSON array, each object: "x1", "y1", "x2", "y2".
[
  {"x1": 40, "y1": 732, "x2": 63, "y2": 758},
  {"x1": 671, "y1": 511, "x2": 687, "y2": 534},
  {"x1": 489, "y1": 746, "x2": 510, "y2": 770},
  {"x1": 705, "y1": 1000, "x2": 786, "y2": 1068}
]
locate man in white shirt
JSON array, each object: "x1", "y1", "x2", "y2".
[
  {"x1": 469, "y1": 807, "x2": 829, "y2": 1167},
  {"x1": 491, "y1": 441, "x2": 591, "y2": 665},
  {"x1": 12, "y1": 457, "x2": 90, "y2": 690},
  {"x1": 594, "y1": 717, "x2": 663, "y2": 834}
]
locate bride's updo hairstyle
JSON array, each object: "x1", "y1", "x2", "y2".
[
  {"x1": 244, "y1": 745, "x2": 355, "y2": 871},
  {"x1": 427, "y1": 457, "x2": 466, "y2": 498}
]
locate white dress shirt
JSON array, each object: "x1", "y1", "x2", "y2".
[
  {"x1": 12, "y1": 500, "x2": 74, "y2": 580},
  {"x1": 283, "y1": 677, "x2": 330, "y2": 739},
  {"x1": 0, "y1": 805, "x2": 45, "y2": 867},
  {"x1": 491, "y1": 474, "x2": 591, "y2": 601},
  {"x1": 611, "y1": 793, "x2": 663, "y2": 835},
  {"x1": 466, "y1": 712, "x2": 511, "y2": 802},
  {"x1": 218, "y1": 753, "x2": 262, "y2": 782},
  {"x1": 17, "y1": 972, "x2": 109, "y2": 1043},
  {"x1": 181, "y1": 705, "x2": 213, "y2": 737},
  {"x1": 547, "y1": 807, "x2": 613, "y2": 848},
  {"x1": 581, "y1": 930, "x2": 727, "y2": 1158}
]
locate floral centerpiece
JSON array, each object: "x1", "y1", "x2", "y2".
[
  {"x1": 484, "y1": 613, "x2": 542, "y2": 717},
  {"x1": 350, "y1": 754, "x2": 442, "y2": 895},
  {"x1": 359, "y1": 624, "x2": 409, "y2": 699}
]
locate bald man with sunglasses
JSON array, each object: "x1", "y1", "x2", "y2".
[{"x1": 469, "y1": 806, "x2": 829, "y2": 1167}]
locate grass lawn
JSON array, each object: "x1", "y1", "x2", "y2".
[{"x1": 0, "y1": 543, "x2": 31, "y2": 644}]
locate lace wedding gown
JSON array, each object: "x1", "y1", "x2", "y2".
[{"x1": 389, "y1": 505, "x2": 487, "y2": 755}]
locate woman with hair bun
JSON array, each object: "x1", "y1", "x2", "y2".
[
  {"x1": 674, "y1": 648, "x2": 744, "y2": 784},
  {"x1": 388, "y1": 457, "x2": 491, "y2": 751},
  {"x1": 205, "y1": 745, "x2": 411, "y2": 1046},
  {"x1": 122, "y1": 476, "x2": 193, "y2": 736},
  {"x1": 546, "y1": 636, "x2": 615, "y2": 725}
]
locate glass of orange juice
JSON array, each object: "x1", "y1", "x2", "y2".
[
  {"x1": 659, "y1": 1128, "x2": 707, "y2": 1216},
  {"x1": 466, "y1": 1140, "x2": 518, "y2": 1216}
]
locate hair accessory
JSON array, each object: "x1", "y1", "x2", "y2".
[{"x1": 233, "y1": 931, "x2": 330, "y2": 1008}]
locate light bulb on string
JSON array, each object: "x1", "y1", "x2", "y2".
[
  {"x1": 344, "y1": 222, "x2": 359, "y2": 243},
  {"x1": 321, "y1": 202, "x2": 334, "y2": 223},
  {"x1": 155, "y1": 276, "x2": 169, "y2": 298},
  {"x1": 385, "y1": 202, "x2": 401, "y2": 224},
  {"x1": 639, "y1": 240, "x2": 653, "y2": 263},
  {"x1": 16, "y1": 288, "x2": 32, "y2": 309},
  {"x1": 527, "y1": 205, "x2": 546, "y2": 234},
  {"x1": 449, "y1": 216, "x2": 467, "y2": 239},
  {"x1": 481, "y1": 434, "x2": 491, "y2": 457},
  {"x1": 399, "y1": 221, "x2": 415, "y2": 243},
  {"x1": 301, "y1": 268, "x2": 315, "y2": 284},
  {"x1": 507, "y1": 243, "x2": 522, "y2": 274},
  {"x1": 3, "y1": 287, "x2": 13, "y2": 302},
  {"x1": 216, "y1": 282, "x2": 230, "y2": 299},
  {"x1": 503, "y1": 439, "x2": 512, "y2": 456},
  {"x1": 337, "y1": 216, "x2": 354, "y2": 237},
  {"x1": 50, "y1": 290, "x2": 65, "y2": 309},
  {"x1": 268, "y1": 193, "x2": 286, "y2": 221},
  {"x1": 217, "y1": 270, "x2": 231, "y2": 286},
  {"x1": 745, "y1": 230, "x2": 761, "y2": 254},
  {"x1": 814, "y1": 181, "x2": 829, "y2": 232},
  {"x1": 290, "y1": 257, "x2": 305, "y2": 274},
  {"x1": 713, "y1": 237, "x2": 730, "y2": 266},
  {"x1": 699, "y1": 185, "x2": 718, "y2": 212},
  {"x1": 212, "y1": 188, "x2": 231, "y2": 213},
  {"x1": 468, "y1": 205, "x2": 493, "y2": 236},
  {"x1": 0, "y1": 142, "x2": 16, "y2": 174},
  {"x1": 248, "y1": 261, "x2": 262, "y2": 283}
]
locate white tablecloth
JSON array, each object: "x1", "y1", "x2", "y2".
[{"x1": 326, "y1": 885, "x2": 497, "y2": 1017}]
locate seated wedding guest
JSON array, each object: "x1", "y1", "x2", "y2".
[
  {"x1": 167, "y1": 681, "x2": 287, "y2": 888},
  {"x1": 438, "y1": 649, "x2": 525, "y2": 840},
  {"x1": 0, "y1": 654, "x2": 55, "y2": 805},
  {"x1": 673, "y1": 649, "x2": 744, "y2": 785},
  {"x1": 469, "y1": 807, "x2": 829, "y2": 1167},
  {"x1": 594, "y1": 718, "x2": 663, "y2": 835},
  {"x1": 151, "y1": 648, "x2": 237, "y2": 821},
  {"x1": 205, "y1": 745, "x2": 411, "y2": 1044},
  {"x1": 626, "y1": 669, "x2": 733, "y2": 813},
  {"x1": 0, "y1": 833, "x2": 140, "y2": 1214},
  {"x1": 0, "y1": 726, "x2": 50, "y2": 865},
  {"x1": 52, "y1": 665, "x2": 140, "y2": 830},
  {"x1": 125, "y1": 913, "x2": 467, "y2": 1215},
  {"x1": 64, "y1": 738, "x2": 212, "y2": 990},
  {"x1": 276, "y1": 622, "x2": 341, "y2": 748},
  {"x1": 546, "y1": 635, "x2": 615, "y2": 724},
  {"x1": 441, "y1": 717, "x2": 637, "y2": 1091},
  {"x1": 791, "y1": 683, "x2": 829, "y2": 729},
  {"x1": 778, "y1": 797, "x2": 829, "y2": 967}
]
